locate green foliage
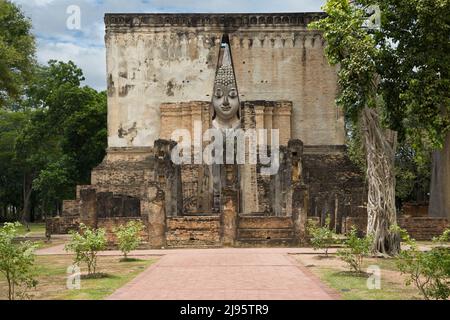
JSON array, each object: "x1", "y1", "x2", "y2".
[
  {"x1": 65, "y1": 224, "x2": 107, "y2": 276},
  {"x1": 0, "y1": 0, "x2": 36, "y2": 107},
  {"x1": 0, "y1": 60, "x2": 107, "y2": 222},
  {"x1": 32, "y1": 156, "x2": 76, "y2": 215},
  {"x1": 395, "y1": 142, "x2": 431, "y2": 203},
  {"x1": 307, "y1": 215, "x2": 337, "y2": 257},
  {"x1": 113, "y1": 221, "x2": 145, "y2": 259},
  {"x1": 346, "y1": 121, "x2": 367, "y2": 174},
  {"x1": 396, "y1": 228, "x2": 450, "y2": 300},
  {"x1": 367, "y1": 0, "x2": 450, "y2": 151},
  {"x1": 0, "y1": 110, "x2": 29, "y2": 219},
  {"x1": 432, "y1": 228, "x2": 450, "y2": 244},
  {"x1": 0, "y1": 222, "x2": 38, "y2": 300},
  {"x1": 337, "y1": 227, "x2": 373, "y2": 273}
]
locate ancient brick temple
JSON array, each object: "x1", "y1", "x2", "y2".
[{"x1": 47, "y1": 13, "x2": 369, "y2": 248}]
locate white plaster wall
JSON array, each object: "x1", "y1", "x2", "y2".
[
  {"x1": 106, "y1": 30, "x2": 222, "y2": 148},
  {"x1": 105, "y1": 18, "x2": 345, "y2": 148}
]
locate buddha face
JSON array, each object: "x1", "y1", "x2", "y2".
[{"x1": 212, "y1": 84, "x2": 240, "y2": 121}]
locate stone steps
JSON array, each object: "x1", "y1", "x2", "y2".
[
  {"x1": 238, "y1": 216, "x2": 294, "y2": 229},
  {"x1": 166, "y1": 216, "x2": 221, "y2": 248},
  {"x1": 237, "y1": 228, "x2": 294, "y2": 239},
  {"x1": 237, "y1": 216, "x2": 295, "y2": 246},
  {"x1": 236, "y1": 238, "x2": 295, "y2": 247}
]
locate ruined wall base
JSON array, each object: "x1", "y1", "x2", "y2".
[{"x1": 343, "y1": 216, "x2": 449, "y2": 241}]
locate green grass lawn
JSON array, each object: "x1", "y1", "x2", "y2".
[
  {"x1": 15, "y1": 222, "x2": 46, "y2": 235},
  {"x1": 316, "y1": 265, "x2": 419, "y2": 300},
  {"x1": 296, "y1": 254, "x2": 422, "y2": 300},
  {"x1": 0, "y1": 255, "x2": 157, "y2": 300}
]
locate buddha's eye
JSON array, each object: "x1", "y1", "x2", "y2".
[
  {"x1": 215, "y1": 89, "x2": 223, "y2": 98},
  {"x1": 229, "y1": 89, "x2": 237, "y2": 98}
]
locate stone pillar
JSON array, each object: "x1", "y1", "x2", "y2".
[
  {"x1": 154, "y1": 139, "x2": 181, "y2": 217},
  {"x1": 221, "y1": 165, "x2": 239, "y2": 246},
  {"x1": 240, "y1": 102, "x2": 259, "y2": 214},
  {"x1": 222, "y1": 191, "x2": 237, "y2": 246},
  {"x1": 181, "y1": 103, "x2": 192, "y2": 134},
  {"x1": 289, "y1": 139, "x2": 307, "y2": 243},
  {"x1": 264, "y1": 103, "x2": 274, "y2": 145},
  {"x1": 293, "y1": 187, "x2": 309, "y2": 245},
  {"x1": 146, "y1": 187, "x2": 166, "y2": 249},
  {"x1": 273, "y1": 101, "x2": 293, "y2": 146},
  {"x1": 79, "y1": 187, "x2": 97, "y2": 228},
  {"x1": 160, "y1": 103, "x2": 181, "y2": 141},
  {"x1": 255, "y1": 105, "x2": 265, "y2": 130}
]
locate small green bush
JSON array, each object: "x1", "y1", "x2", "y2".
[
  {"x1": 113, "y1": 220, "x2": 145, "y2": 260},
  {"x1": 396, "y1": 228, "x2": 450, "y2": 300},
  {"x1": 65, "y1": 223, "x2": 107, "y2": 276},
  {"x1": 337, "y1": 227, "x2": 373, "y2": 273},
  {"x1": 0, "y1": 222, "x2": 38, "y2": 300},
  {"x1": 308, "y1": 215, "x2": 337, "y2": 257},
  {"x1": 432, "y1": 228, "x2": 450, "y2": 244}
]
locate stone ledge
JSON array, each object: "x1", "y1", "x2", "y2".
[{"x1": 105, "y1": 13, "x2": 325, "y2": 30}]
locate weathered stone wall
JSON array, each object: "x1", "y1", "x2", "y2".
[
  {"x1": 46, "y1": 216, "x2": 79, "y2": 235},
  {"x1": 105, "y1": 15, "x2": 222, "y2": 148},
  {"x1": 343, "y1": 216, "x2": 449, "y2": 240},
  {"x1": 62, "y1": 200, "x2": 80, "y2": 217},
  {"x1": 402, "y1": 203, "x2": 429, "y2": 217},
  {"x1": 231, "y1": 33, "x2": 343, "y2": 146},
  {"x1": 166, "y1": 216, "x2": 221, "y2": 247},
  {"x1": 398, "y1": 217, "x2": 449, "y2": 240},
  {"x1": 90, "y1": 147, "x2": 156, "y2": 199},
  {"x1": 97, "y1": 217, "x2": 148, "y2": 244},
  {"x1": 236, "y1": 216, "x2": 294, "y2": 246},
  {"x1": 303, "y1": 147, "x2": 367, "y2": 232},
  {"x1": 96, "y1": 192, "x2": 141, "y2": 218},
  {"x1": 104, "y1": 13, "x2": 344, "y2": 148},
  {"x1": 160, "y1": 101, "x2": 211, "y2": 141}
]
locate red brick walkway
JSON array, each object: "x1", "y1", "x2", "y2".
[{"x1": 106, "y1": 249, "x2": 340, "y2": 300}]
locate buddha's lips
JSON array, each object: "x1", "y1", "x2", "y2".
[{"x1": 221, "y1": 106, "x2": 231, "y2": 111}]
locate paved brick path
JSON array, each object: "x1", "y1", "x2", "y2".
[{"x1": 105, "y1": 248, "x2": 340, "y2": 300}]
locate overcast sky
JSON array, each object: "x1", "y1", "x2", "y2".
[{"x1": 12, "y1": 0, "x2": 325, "y2": 90}]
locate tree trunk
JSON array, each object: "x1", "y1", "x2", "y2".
[
  {"x1": 361, "y1": 107, "x2": 401, "y2": 256},
  {"x1": 429, "y1": 132, "x2": 450, "y2": 219},
  {"x1": 21, "y1": 173, "x2": 32, "y2": 231}
]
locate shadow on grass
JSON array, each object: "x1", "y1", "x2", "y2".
[
  {"x1": 334, "y1": 270, "x2": 370, "y2": 278},
  {"x1": 119, "y1": 258, "x2": 144, "y2": 263},
  {"x1": 81, "y1": 273, "x2": 117, "y2": 280},
  {"x1": 313, "y1": 255, "x2": 336, "y2": 260}
]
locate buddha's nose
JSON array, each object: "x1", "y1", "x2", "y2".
[{"x1": 223, "y1": 96, "x2": 230, "y2": 106}]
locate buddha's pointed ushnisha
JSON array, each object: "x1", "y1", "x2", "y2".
[{"x1": 212, "y1": 43, "x2": 241, "y2": 131}]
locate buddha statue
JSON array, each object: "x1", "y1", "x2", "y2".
[{"x1": 212, "y1": 45, "x2": 241, "y2": 131}]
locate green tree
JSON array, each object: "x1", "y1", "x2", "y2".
[
  {"x1": 396, "y1": 227, "x2": 450, "y2": 300},
  {"x1": 307, "y1": 215, "x2": 337, "y2": 257},
  {"x1": 13, "y1": 61, "x2": 106, "y2": 223},
  {"x1": 337, "y1": 227, "x2": 373, "y2": 273},
  {"x1": 0, "y1": 0, "x2": 35, "y2": 107},
  {"x1": 32, "y1": 156, "x2": 76, "y2": 217},
  {"x1": 114, "y1": 221, "x2": 145, "y2": 260},
  {"x1": 60, "y1": 87, "x2": 107, "y2": 184},
  {"x1": 0, "y1": 222, "x2": 38, "y2": 300},
  {"x1": 65, "y1": 223, "x2": 107, "y2": 276},
  {"x1": 0, "y1": 110, "x2": 28, "y2": 221},
  {"x1": 14, "y1": 108, "x2": 62, "y2": 226},
  {"x1": 311, "y1": 0, "x2": 400, "y2": 255},
  {"x1": 363, "y1": 0, "x2": 450, "y2": 220}
]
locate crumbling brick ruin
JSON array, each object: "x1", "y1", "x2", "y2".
[{"x1": 46, "y1": 13, "x2": 383, "y2": 247}]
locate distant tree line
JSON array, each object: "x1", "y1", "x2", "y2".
[{"x1": 0, "y1": 0, "x2": 106, "y2": 225}]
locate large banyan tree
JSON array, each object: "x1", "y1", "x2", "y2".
[{"x1": 311, "y1": 0, "x2": 401, "y2": 255}]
